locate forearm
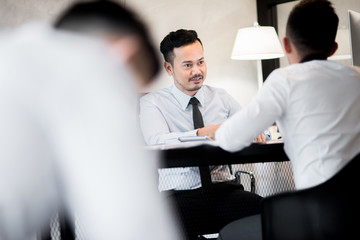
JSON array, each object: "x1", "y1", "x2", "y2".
[{"x1": 197, "y1": 124, "x2": 221, "y2": 139}]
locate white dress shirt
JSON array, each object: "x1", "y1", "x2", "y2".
[
  {"x1": 0, "y1": 23, "x2": 178, "y2": 240},
  {"x1": 140, "y1": 84, "x2": 241, "y2": 191},
  {"x1": 216, "y1": 60, "x2": 360, "y2": 189}
]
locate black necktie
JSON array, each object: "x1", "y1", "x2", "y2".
[
  {"x1": 189, "y1": 97, "x2": 204, "y2": 129},
  {"x1": 189, "y1": 97, "x2": 214, "y2": 188}
]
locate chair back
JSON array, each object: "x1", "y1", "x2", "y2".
[{"x1": 261, "y1": 152, "x2": 360, "y2": 240}]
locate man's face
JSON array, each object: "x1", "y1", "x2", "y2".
[{"x1": 164, "y1": 40, "x2": 207, "y2": 96}]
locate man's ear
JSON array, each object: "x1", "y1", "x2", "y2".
[
  {"x1": 164, "y1": 61, "x2": 173, "y2": 76},
  {"x1": 109, "y1": 36, "x2": 140, "y2": 63},
  {"x1": 282, "y1": 36, "x2": 292, "y2": 54},
  {"x1": 328, "y1": 42, "x2": 338, "y2": 57}
]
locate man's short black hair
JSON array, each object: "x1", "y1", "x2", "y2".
[
  {"x1": 286, "y1": 0, "x2": 339, "y2": 56},
  {"x1": 55, "y1": 0, "x2": 159, "y2": 79},
  {"x1": 160, "y1": 29, "x2": 202, "y2": 64}
]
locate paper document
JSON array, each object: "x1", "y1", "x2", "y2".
[{"x1": 178, "y1": 136, "x2": 211, "y2": 142}]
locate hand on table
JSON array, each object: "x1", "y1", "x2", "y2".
[{"x1": 197, "y1": 124, "x2": 221, "y2": 140}]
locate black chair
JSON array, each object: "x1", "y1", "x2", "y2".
[
  {"x1": 234, "y1": 170, "x2": 255, "y2": 193},
  {"x1": 218, "y1": 152, "x2": 360, "y2": 240}
]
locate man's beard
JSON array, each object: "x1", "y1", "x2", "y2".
[{"x1": 186, "y1": 74, "x2": 203, "y2": 91}]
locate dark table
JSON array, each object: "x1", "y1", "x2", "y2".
[{"x1": 159, "y1": 142, "x2": 289, "y2": 168}]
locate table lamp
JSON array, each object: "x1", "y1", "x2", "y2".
[{"x1": 231, "y1": 22, "x2": 284, "y2": 88}]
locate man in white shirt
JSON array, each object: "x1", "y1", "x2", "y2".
[
  {"x1": 216, "y1": 0, "x2": 360, "y2": 191},
  {"x1": 140, "y1": 29, "x2": 262, "y2": 239},
  {"x1": 215, "y1": 1, "x2": 360, "y2": 240},
  {"x1": 0, "y1": 1, "x2": 178, "y2": 240}
]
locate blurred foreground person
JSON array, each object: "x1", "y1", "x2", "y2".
[{"x1": 0, "y1": 1, "x2": 178, "y2": 240}]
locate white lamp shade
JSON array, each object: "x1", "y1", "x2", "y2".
[{"x1": 231, "y1": 25, "x2": 284, "y2": 60}]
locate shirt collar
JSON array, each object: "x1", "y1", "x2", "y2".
[
  {"x1": 300, "y1": 53, "x2": 327, "y2": 63},
  {"x1": 171, "y1": 84, "x2": 205, "y2": 111}
]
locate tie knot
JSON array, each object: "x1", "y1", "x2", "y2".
[{"x1": 189, "y1": 97, "x2": 199, "y2": 106}]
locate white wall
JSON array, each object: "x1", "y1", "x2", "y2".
[
  {"x1": 0, "y1": 0, "x2": 74, "y2": 27},
  {"x1": 0, "y1": 0, "x2": 259, "y2": 106}
]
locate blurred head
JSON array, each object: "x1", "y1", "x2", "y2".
[
  {"x1": 283, "y1": 0, "x2": 339, "y2": 63},
  {"x1": 55, "y1": 0, "x2": 159, "y2": 88},
  {"x1": 160, "y1": 29, "x2": 206, "y2": 96}
]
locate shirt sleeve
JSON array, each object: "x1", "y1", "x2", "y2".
[
  {"x1": 215, "y1": 70, "x2": 288, "y2": 152},
  {"x1": 139, "y1": 97, "x2": 197, "y2": 145}
]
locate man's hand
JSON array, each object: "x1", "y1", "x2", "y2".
[
  {"x1": 197, "y1": 124, "x2": 221, "y2": 139},
  {"x1": 255, "y1": 133, "x2": 266, "y2": 143}
]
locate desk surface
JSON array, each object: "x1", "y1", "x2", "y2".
[{"x1": 158, "y1": 142, "x2": 289, "y2": 168}]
